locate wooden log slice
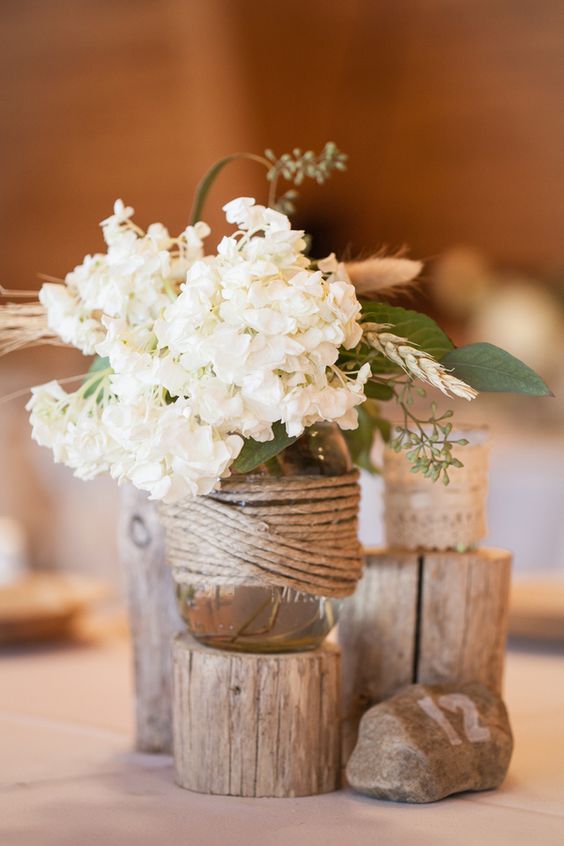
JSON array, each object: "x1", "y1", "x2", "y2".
[{"x1": 172, "y1": 634, "x2": 341, "y2": 797}]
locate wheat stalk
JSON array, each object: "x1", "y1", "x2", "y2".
[
  {"x1": 346, "y1": 255, "x2": 423, "y2": 297},
  {"x1": 364, "y1": 323, "x2": 477, "y2": 401},
  {"x1": 0, "y1": 301, "x2": 64, "y2": 356}
]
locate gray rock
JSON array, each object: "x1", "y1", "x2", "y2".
[{"x1": 346, "y1": 681, "x2": 513, "y2": 803}]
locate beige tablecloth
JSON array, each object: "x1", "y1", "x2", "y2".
[{"x1": 1, "y1": 638, "x2": 563, "y2": 846}]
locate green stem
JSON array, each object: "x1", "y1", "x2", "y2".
[
  {"x1": 81, "y1": 367, "x2": 112, "y2": 400},
  {"x1": 228, "y1": 592, "x2": 282, "y2": 643},
  {"x1": 189, "y1": 153, "x2": 271, "y2": 225},
  {"x1": 267, "y1": 171, "x2": 280, "y2": 209}
]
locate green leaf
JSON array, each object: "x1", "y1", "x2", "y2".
[
  {"x1": 441, "y1": 343, "x2": 553, "y2": 396},
  {"x1": 373, "y1": 415, "x2": 392, "y2": 442},
  {"x1": 364, "y1": 380, "x2": 394, "y2": 401},
  {"x1": 361, "y1": 302, "x2": 455, "y2": 361},
  {"x1": 343, "y1": 401, "x2": 387, "y2": 473},
  {"x1": 87, "y1": 355, "x2": 110, "y2": 375},
  {"x1": 232, "y1": 422, "x2": 297, "y2": 474},
  {"x1": 83, "y1": 355, "x2": 111, "y2": 399},
  {"x1": 189, "y1": 155, "x2": 239, "y2": 225}
]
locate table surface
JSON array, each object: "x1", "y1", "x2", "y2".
[{"x1": 1, "y1": 637, "x2": 563, "y2": 846}]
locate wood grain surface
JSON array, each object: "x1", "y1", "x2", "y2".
[
  {"x1": 172, "y1": 634, "x2": 341, "y2": 797},
  {"x1": 118, "y1": 485, "x2": 182, "y2": 754}
]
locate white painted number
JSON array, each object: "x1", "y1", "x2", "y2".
[
  {"x1": 438, "y1": 693, "x2": 492, "y2": 743},
  {"x1": 418, "y1": 696, "x2": 462, "y2": 745},
  {"x1": 417, "y1": 694, "x2": 491, "y2": 746}
]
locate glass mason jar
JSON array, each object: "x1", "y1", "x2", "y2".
[
  {"x1": 176, "y1": 422, "x2": 353, "y2": 653},
  {"x1": 383, "y1": 425, "x2": 490, "y2": 552}
]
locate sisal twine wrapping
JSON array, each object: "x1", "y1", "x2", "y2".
[
  {"x1": 383, "y1": 440, "x2": 489, "y2": 551},
  {"x1": 159, "y1": 471, "x2": 363, "y2": 598}
]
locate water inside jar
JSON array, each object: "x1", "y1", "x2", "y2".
[{"x1": 177, "y1": 583, "x2": 340, "y2": 653}]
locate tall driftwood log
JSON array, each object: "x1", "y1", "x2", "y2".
[
  {"x1": 339, "y1": 547, "x2": 511, "y2": 761},
  {"x1": 118, "y1": 485, "x2": 182, "y2": 754},
  {"x1": 172, "y1": 634, "x2": 341, "y2": 797}
]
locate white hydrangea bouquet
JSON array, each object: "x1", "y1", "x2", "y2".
[{"x1": 1, "y1": 143, "x2": 550, "y2": 503}]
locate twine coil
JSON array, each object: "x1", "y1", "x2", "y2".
[{"x1": 160, "y1": 471, "x2": 363, "y2": 598}]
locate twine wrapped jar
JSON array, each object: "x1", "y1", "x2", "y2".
[
  {"x1": 160, "y1": 423, "x2": 363, "y2": 653},
  {"x1": 383, "y1": 426, "x2": 490, "y2": 552}
]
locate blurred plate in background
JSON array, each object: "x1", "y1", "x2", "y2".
[
  {"x1": 509, "y1": 579, "x2": 564, "y2": 643},
  {"x1": 0, "y1": 573, "x2": 108, "y2": 646}
]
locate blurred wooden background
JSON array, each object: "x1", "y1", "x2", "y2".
[
  {"x1": 1, "y1": 0, "x2": 564, "y2": 577},
  {"x1": 1, "y1": 0, "x2": 564, "y2": 289}
]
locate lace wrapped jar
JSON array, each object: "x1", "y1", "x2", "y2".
[
  {"x1": 160, "y1": 423, "x2": 363, "y2": 653},
  {"x1": 383, "y1": 426, "x2": 489, "y2": 552}
]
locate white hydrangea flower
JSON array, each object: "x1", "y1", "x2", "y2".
[
  {"x1": 39, "y1": 284, "x2": 105, "y2": 355},
  {"x1": 103, "y1": 396, "x2": 243, "y2": 501},
  {"x1": 148, "y1": 198, "x2": 368, "y2": 446},
  {"x1": 26, "y1": 381, "x2": 124, "y2": 481},
  {"x1": 39, "y1": 201, "x2": 209, "y2": 354},
  {"x1": 31, "y1": 197, "x2": 368, "y2": 501}
]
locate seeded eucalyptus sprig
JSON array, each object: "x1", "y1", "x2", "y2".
[
  {"x1": 264, "y1": 143, "x2": 347, "y2": 212},
  {"x1": 269, "y1": 188, "x2": 299, "y2": 216},
  {"x1": 189, "y1": 142, "x2": 346, "y2": 223},
  {"x1": 391, "y1": 389, "x2": 469, "y2": 485},
  {"x1": 265, "y1": 143, "x2": 348, "y2": 185}
]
